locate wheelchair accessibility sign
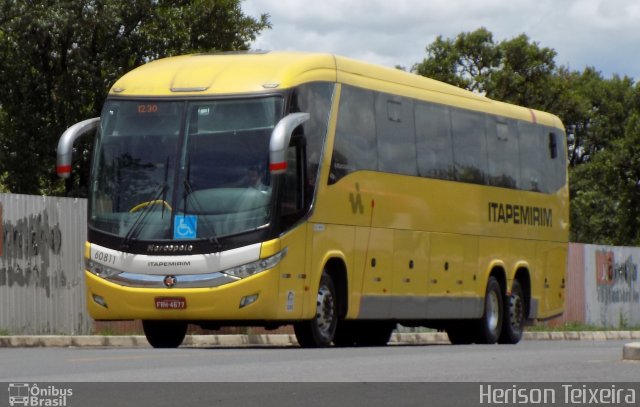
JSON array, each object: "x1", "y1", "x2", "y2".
[{"x1": 174, "y1": 215, "x2": 197, "y2": 239}]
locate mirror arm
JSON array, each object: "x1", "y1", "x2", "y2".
[
  {"x1": 269, "y1": 113, "x2": 310, "y2": 174},
  {"x1": 56, "y1": 118, "x2": 100, "y2": 178}
]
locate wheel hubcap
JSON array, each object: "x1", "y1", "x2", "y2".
[
  {"x1": 316, "y1": 284, "x2": 335, "y2": 339},
  {"x1": 510, "y1": 294, "x2": 524, "y2": 331},
  {"x1": 487, "y1": 290, "x2": 500, "y2": 332}
]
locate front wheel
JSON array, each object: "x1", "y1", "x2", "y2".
[
  {"x1": 499, "y1": 280, "x2": 525, "y2": 344},
  {"x1": 294, "y1": 272, "x2": 338, "y2": 348},
  {"x1": 142, "y1": 320, "x2": 188, "y2": 348},
  {"x1": 474, "y1": 277, "x2": 503, "y2": 344}
]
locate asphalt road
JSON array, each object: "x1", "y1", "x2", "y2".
[{"x1": 1, "y1": 341, "x2": 638, "y2": 407}]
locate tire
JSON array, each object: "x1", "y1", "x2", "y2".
[
  {"x1": 498, "y1": 280, "x2": 525, "y2": 344},
  {"x1": 474, "y1": 277, "x2": 503, "y2": 344},
  {"x1": 294, "y1": 272, "x2": 338, "y2": 348},
  {"x1": 142, "y1": 320, "x2": 188, "y2": 348}
]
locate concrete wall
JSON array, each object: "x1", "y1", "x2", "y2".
[
  {"x1": 550, "y1": 243, "x2": 640, "y2": 328},
  {"x1": 0, "y1": 194, "x2": 90, "y2": 334},
  {"x1": 0, "y1": 193, "x2": 638, "y2": 334},
  {"x1": 584, "y1": 244, "x2": 640, "y2": 327}
]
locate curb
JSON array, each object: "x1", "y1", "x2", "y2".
[
  {"x1": 2, "y1": 331, "x2": 640, "y2": 348},
  {"x1": 623, "y1": 342, "x2": 640, "y2": 361}
]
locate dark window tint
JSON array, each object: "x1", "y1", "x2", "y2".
[
  {"x1": 486, "y1": 117, "x2": 520, "y2": 189},
  {"x1": 289, "y1": 82, "x2": 335, "y2": 203},
  {"x1": 546, "y1": 130, "x2": 567, "y2": 192},
  {"x1": 376, "y1": 95, "x2": 417, "y2": 175},
  {"x1": 415, "y1": 102, "x2": 453, "y2": 180},
  {"x1": 451, "y1": 109, "x2": 488, "y2": 185},
  {"x1": 328, "y1": 85, "x2": 566, "y2": 194},
  {"x1": 518, "y1": 122, "x2": 546, "y2": 192},
  {"x1": 330, "y1": 86, "x2": 376, "y2": 184}
]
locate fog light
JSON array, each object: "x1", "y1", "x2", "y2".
[
  {"x1": 92, "y1": 294, "x2": 108, "y2": 308},
  {"x1": 239, "y1": 294, "x2": 259, "y2": 308}
]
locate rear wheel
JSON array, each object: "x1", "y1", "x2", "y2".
[
  {"x1": 142, "y1": 320, "x2": 188, "y2": 348},
  {"x1": 498, "y1": 280, "x2": 525, "y2": 344},
  {"x1": 294, "y1": 272, "x2": 337, "y2": 347},
  {"x1": 474, "y1": 277, "x2": 503, "y2": 344}
]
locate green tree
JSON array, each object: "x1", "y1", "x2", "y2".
[
  {"x1": 0, "y1": 0, "x2": 270, "y2": 196},
  {"x1": 413, "y1": 28, "x2": 558, "y2": 110},
  {"x1": 484, "y1": 34, "x2": 558, "y2": 110},
  {"x1": 413, "y1": 27, "x2": 499, "y2": 93}
]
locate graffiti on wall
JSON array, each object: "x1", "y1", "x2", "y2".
[
  {"x1": 0, "y1": 203, "x2": 65, "y2": 297},
  {"x1": 595, "y1": 250, "x2": 640, "y2": 304}
]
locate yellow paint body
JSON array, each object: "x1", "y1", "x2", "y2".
[{"x1": 87, "y1": 52, "x2": 568, "y2": 323}]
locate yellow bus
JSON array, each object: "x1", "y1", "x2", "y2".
[{"x1": 57, "y1": 51, "x2": 568, "y2": 348}]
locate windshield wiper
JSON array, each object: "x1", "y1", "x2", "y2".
[
  {"x1": 121, "y1": 156, "x2": 171, "y2": 249},
  {"x1": 183, "y1": 157, "x2": 224, "y2": 252}
]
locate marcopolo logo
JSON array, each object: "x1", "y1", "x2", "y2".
[{"x1": 8, "y1": 383, "x2": 73, "y2": 406}]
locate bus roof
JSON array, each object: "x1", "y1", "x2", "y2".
[{"x1": 109, "y1": 51, "x2": 563, "y2": 128}]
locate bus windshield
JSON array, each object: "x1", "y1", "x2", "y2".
[{"x1": 89, "y1": 97, "x2": 284, "y2": 241}]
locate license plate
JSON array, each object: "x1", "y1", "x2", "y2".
[{"x1": 155, "y1": 297, "x2": 187, "y2": 310}]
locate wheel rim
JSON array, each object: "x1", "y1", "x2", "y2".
[
  {"x1": 316, "y1": 284, "x2": 335, "y2": 339},
  {"x1": 509, "y1": 293, "x2": 524, "y2": 332},
  {"x1": 487, "y1": 290, "x2": 500, "y2": 332}
]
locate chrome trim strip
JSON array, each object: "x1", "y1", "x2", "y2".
[
  {"x1": 89, "y1": 242, "x2": 261, "y2": 275},
  {"x1": 107, "y1": 271, "x2": 239, "y2": 289},
  {"x1": 170, "y1": 86, "x2": 209, "y2": 92}
]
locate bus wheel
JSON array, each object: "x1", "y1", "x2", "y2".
[
  {"x1": 498, "y1": 280, "x2": 525, "y2": 344},
  {"x1": 294, "y1": 272, "x2": 338, "y2": 347},
  {"x1": 142, "y1": 320, "x2": 188, "y2": 348},
  {"x1": 474, "y1": 277, "x2": 503, "y2": 344}
]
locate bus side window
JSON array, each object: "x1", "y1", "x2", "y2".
[
  {"x1": 330, "y1": 85, "x2": 377, "y2": 184},
  {"x1": 518, "y1": 122, "x2": 547, "y2": 193},
  {"x1": 451, "y1": 109, "x2": 488, "y2": 185},
  {"x1": 486, "y1": 118, "x2": 519, "y2": 189},
  {"x1": 415, "y1": 102, "x2": 453, "y2": 180},
  {"x1": 376, "y1": 95, "x2": 417, "y2": 176}
]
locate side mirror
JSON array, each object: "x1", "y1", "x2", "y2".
[
  {"x1": 269, "y1": 113, "x2": 309, "y2": 174},
  {"x1": 56, "y1": 118, "x2": 100, "y2": 178}
]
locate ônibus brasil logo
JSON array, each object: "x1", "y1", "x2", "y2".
[{"x1": 8, "y1": 383, "x2": 73, "y2": 406}]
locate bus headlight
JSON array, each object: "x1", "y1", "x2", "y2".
[
  {"x1": 85, "y1": 259, "x2": 124, "y2": 278},
  {"x1": 223, "y1": 248, "x2": 287, "y2": 279}
]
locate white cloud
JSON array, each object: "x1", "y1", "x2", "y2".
[{"x1": 243, "y1": 0, "x2": 640, "y2": 78}]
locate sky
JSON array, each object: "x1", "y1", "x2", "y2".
[{"x1": 242, "y1": 0, "x2": 640, "y2": 80}]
